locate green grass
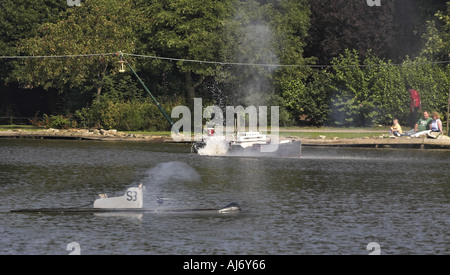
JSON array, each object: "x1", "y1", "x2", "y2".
[
  {"x1": 0, "y1": 125, "x2": 42, "y2": 131},
  {"x1": 1, "y1": 125, "x2": 447, "y2": 138},
  {"x1": 0, "y1": 125, "x2": 395, "y2": 136},
  {"x1": 122, "y1": 130, "x2": 172, "y2": 136}
]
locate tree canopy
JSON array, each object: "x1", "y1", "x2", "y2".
[
  {"x1": 0, "y1": 0, "x2": 448, "y2": 129},
  {"x1": 13, "y1": 0, "x2": 140, "y2": 95}
]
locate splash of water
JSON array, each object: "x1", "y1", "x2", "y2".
[{"x1": 197, "y1": 137, "x2": 229, "y2": 156}]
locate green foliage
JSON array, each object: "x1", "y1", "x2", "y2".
[
  {"x1": 0, "y1": 0, "x2": 68, "y2": 82},
  {"x1": 329, "y1": 50, "x2": 390, "y2": 127},
  {"x1": 139, "y1": 0, "x2": 311, "y2": 102},
  {"x1": 1, "y1": 0, "x2": 448, "y2": 131},
  {"x1": 281, "y1": 71, "x2": 332, "y2": 126},
  {"x1": 420, "y1": 3, "x2": 450, "y2": 61},
  {"x1": 141, "y1": 0, "x2": 233, "y2": 70},
  {"x1": 328, "y1": 50, "x2": 449, "y2": 127},
  {"x1": 215, "y1": 0, "x2": 311, "y2": 112},
  {"x1": 281, "y1": 47, "x2": 449, "y2": 128},
  {"x1": 28, "y1": 113, "x2": 73, "y2": 129},
  {"x1": 402, "y1": 57, "x2": 450, "y2": 117},
  {"x1": 100, "y1": 73, "x2": 146, "y2": 102},
  {"x1": 42, "y1": 114, "x2": 75, "y2": 129},
  {"x1": 0, "y1": 0, "x2": 68, "y2": 57},
  {"x1": 263, "y1": 92, "x2": 294, "y2": 127},
  {"x1": 12, "y1": 0, "x2": 141, "y2": 95},
  {"x1": 139, "y1": 0, "x2": 235, "y2": 99},
  {"x1": 75, "y1": 98, "x2": 181, "y2": 131}
]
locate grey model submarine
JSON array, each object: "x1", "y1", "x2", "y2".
[{"x1": 11, "y1": 184, "x2": 241, "y2": 214}]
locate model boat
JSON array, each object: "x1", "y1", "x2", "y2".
[{"x1": 192, "y1": 128, "x2": 301, "y2": 157}]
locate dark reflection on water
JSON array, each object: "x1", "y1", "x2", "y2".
[{"x1": 0, "y1": 139, "x2": 448, "y2": 254}]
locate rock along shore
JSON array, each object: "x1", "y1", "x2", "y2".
[{"x1": 0, "y1": 128, "x2": 172, "y2": 142}]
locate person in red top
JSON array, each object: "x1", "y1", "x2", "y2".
[{"x1": 409, "y1": 87, "x2": 421, "y2": 129}]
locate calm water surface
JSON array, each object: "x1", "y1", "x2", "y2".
[{"x1": 0, "y1": 139, "x2": 448, "y2": 254}]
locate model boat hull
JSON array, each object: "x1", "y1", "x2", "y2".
[
  {"x1": 192, "y1": 140, "x2": 301, "y2": 157},
  {"x1": 11, "y1": 203, "x2": 241, "y2": 214}
]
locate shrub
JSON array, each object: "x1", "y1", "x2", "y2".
[
  {"x1": 75, "y1": 98, "x2": 175, "y2": 131},
  {"x1": 327, "y1": 50, "x2": 449, "y2": 127},
  {"x1": 42, "y1": 114, "x2": 75, "y2": 129}
]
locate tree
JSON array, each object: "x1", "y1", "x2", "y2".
[
  {"x1": 281, "y1": 70, "x2": 332, "y2": 126},
  {"x1": 138, "y1": 0, "x2": 234, "y2": 101},
  {"x1": 305, "y1": 0, "x2": 395, "y2": 64},
  {"x1": 138, "y1": 0, "x2": 311, "y2": 107},
  {"x1": 221, "y1": 0, "x2": 282, "y2": 106},
  {"x1": 420, "y1": 2, "x2": 450, "y2": 62},
  {"x1": 326, "y1": 49, "x2": 449, "y2": 127},
  {"x1": 0, "y1": 0, "x2": 68, "y2": 83},
  {"x1": 12, "y1": 0, "x2": 141, "y2": 97},
  {"x1": 220, "y1": 0, "x2": 311, "y2": 108},
  {"x1": 391, "y1": 0, "x2": 447, "y2": 62},
  {"x1": 305, "y1": 0, "x2": 447, "y2": 64}
]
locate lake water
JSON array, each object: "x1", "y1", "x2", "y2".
[{"x1": 0, "y1": 139, "x2": 448, "y2": 255}]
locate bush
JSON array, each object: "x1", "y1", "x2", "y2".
[
  {"x1": 281, "y1": 71, "x2": 332, "y2": 126},
  {"x1": 75, "y1": 98, "x2": 176, "y2": 131},
  {"x1": 279, "y1": 49, "x2": 449, "y2": 127},
  {"x1": 328, "y1": 50, "x2": 449, "y2": 127},
  {"x1": 42, "y1": 114, "x2": 75, "y2": 129}
]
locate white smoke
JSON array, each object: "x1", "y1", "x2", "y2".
[
  {"x1": 144, "y1": 161, "x2": 201, "y2": 184},
  {"x1": 229, "y1": 6, "x2": 279, "y2": 107},
  {"x1": 141, "y1": 161, "x2": 202, "y2": 207}
]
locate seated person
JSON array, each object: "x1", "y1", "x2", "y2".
[
  {"x1": 430, "y1": 111, "x2": 443, "y2": 134},
  {"x1": 389, "y1": 119, "x2": 402, "y2": 137},
  {"x1": 403, "y1": 111, "x2": 432, "y2": 137}
]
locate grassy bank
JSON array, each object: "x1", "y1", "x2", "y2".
[
  {"x1": 0, "y1": 125, "x2": 40, "y2": 131},
  {"x1": 0, "y1": 125, "x2": 388, "y2": 139},
  {"x1": 1, "y1": 125, "x2": 447, "y2": 140}
]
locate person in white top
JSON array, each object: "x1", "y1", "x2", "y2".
[{"x1": 430, "y1": 111, "x2": 443, "y2": 134}]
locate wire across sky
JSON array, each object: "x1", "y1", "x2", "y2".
[{"x1": 0, "y1": 52, "x2": 449, "y2": 68}]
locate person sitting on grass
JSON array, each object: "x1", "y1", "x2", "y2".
[
  {"x1": 430, "y1": 111, "x2": 443, "y2": 134},
  {"x1": 403, "y1": 111, "x2": 432, "y2": 137},
  {"x1": 389, "y1": 119, "x2": 402, "y2": 137},
  {"x1": 415, "y1": 111, "x2": 432, "y2": 133}
]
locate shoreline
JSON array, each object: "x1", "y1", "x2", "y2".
[
  {"x1": 1, "y1": 128, "x2": 450, "y2": 149},
  {"x1": 0, "y1": 128, "x2": 171, "y2": 142}
]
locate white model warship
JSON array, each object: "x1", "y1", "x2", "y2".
[{"x1": 192, "y1": 127, "x2": 302, "y2": 157}]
